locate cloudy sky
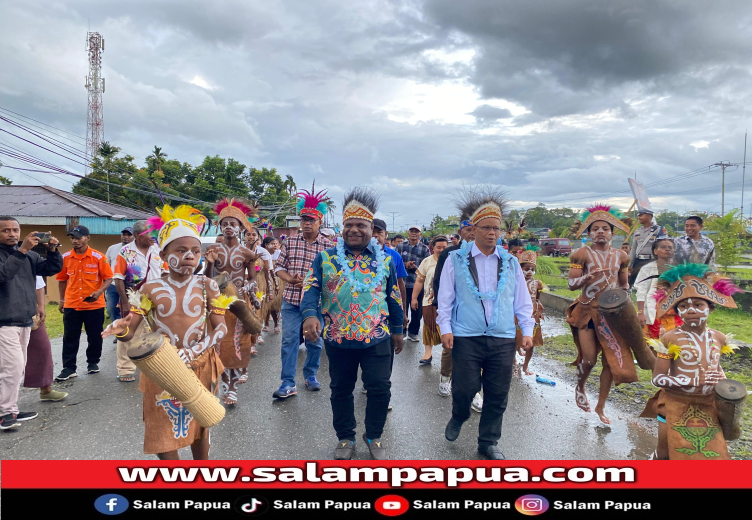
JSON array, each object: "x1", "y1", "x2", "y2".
[{"x1": 2, "y1": 0, "x2": 752, "y2": 228}]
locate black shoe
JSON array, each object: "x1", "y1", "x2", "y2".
[
  {"x1": 362, "y1": 432, "x2": 387, "y2": 460},
  {"x1": 445, "y1": 419, "x2": 462, "y2": 442},
  {"x1": 419, "y1": 355, "x2": 432, "y2": 365},
  {"x1": 87, "y1": 363, "x2": 100, "y2": 374},
  {"x1": 55, "y1": 368, "x2": 77, "y2": 381},
  {"x1": 334, "y1": 439, "x2": 355, "y2": 460},
  {"x1": 14, "y1": 412, "x2": 38, "y2": 422},
  {"x1": 0, "y1": 414, "x2": 19, "y2": 430},
  {"x1": 478, "y1": 445, "x2": 505, "y2": 460}
]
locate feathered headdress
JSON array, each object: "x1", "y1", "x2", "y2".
[
  {"x1": 297, "y1": 181, "x2": 330, "y2": 220},
  {"x1": 342, "y1": 187, "x2": 379, "y2": 222},
  {"x1": 575, "y1": 203, "x2": 632, "y2": 236},
  {"x1": 145, "y1": 205, "x2": 206, "y2": 249},
  {"x1": 455, "y1": 185, "x2": 507, "y2": 226},
  {"x1": 214, "y1": 198, "x2": 259, "y2": 234},
  {"x1": 655, "y1": 262, "x2": 740, "y2": 319},
  {"x1": 518, "y1": 243, "x2": 540, "y2": 266}
]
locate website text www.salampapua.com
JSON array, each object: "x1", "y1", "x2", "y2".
[{"x1": 117, "y1": 463, "x2": 635, "y2": 488}]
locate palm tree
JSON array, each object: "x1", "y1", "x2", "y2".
[
  {"x1": 97, "y1": 141, "x2": 120, "y2": 202},
  {"x1": 283, "y1": 174, "x2": 297, "y2": 196},
  {"x1": 147, "y1": 146, "x2": 168, "y2": 177}
]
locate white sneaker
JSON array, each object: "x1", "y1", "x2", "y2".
[
  {"x1": 471, "y1": 392, "x2": 483, "y2": 412},
  {"x1": 406, "y1": 333, "x2": 420, "y2": 342},
  {"x1": 438, "y1": 376, "x2": 452, "y2": 396}
]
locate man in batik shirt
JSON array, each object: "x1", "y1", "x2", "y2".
[{"x1": 301, "y1": 187, "x2": 404, "y2": 461}]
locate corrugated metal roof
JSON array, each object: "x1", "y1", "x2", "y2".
[{"x1": 0, "y1": 185, "x2": 151, "y2": 219}]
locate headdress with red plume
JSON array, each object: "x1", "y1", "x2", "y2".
[
  {"x1": 214, "y1": 198, "x2": 259, "y2": 234},
  {"x1": 654, "y1": 262, "x2": 740, "y2": 319},
  {"x1": 296, "y1": 184, "x2": 330, "y2": 220}
]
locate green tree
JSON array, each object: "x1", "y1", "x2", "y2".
[
  {"x1": 704, "y1": 209, "x2": 751, "y2": 271},
  {"x1": 0, "y1": 175, "x2": 12, "y2": 186},
  {"x1": 147, "y1": 146, "x2": 168, "y2": 178}
]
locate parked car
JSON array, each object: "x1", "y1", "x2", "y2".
[{"x1": 540, "y1": 238, "x2": 572, "y2": 257}]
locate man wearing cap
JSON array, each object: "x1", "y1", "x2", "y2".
[
  {"x1": 104, "y1": 226, "x2": 135, "y2": 323},
  {"x1": 112, "y1": 220, "x2": 164, "y2": 382},
  {"x1": 629, "y1": 209, "x2": 667, "y2": 287},
  {"x1": 396, "y1": 225, "x2": 430, "y2": 342},
  {"x1": 55, "y1": 226, "x2": 114, "y2": 381}
]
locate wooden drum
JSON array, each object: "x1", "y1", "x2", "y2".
[
  {"x1": 213, "y1": 272, "x2": 262, "y2": 335},
  {"x1": 598, "y1": 289, "x2": 656, "y2": 370},
  {"x1": 128, "y1": 332, "x2": 225, "y2": 428},
  {"x1": 715, "y1": 379, "x2": 748, "y2": 441}
]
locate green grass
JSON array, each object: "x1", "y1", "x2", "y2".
[
  {"x1": 541, "y1": 333, "x2": 752, "y2": 459},
  {"x1": 707, "y1": 307, "x2": 752, "y2": 343},
  {"x1": 43, "y1": 302, "x2": 112, "y2": 339},
  {"x1": 536, "y1": 272, "x2": 580, "y2": 298}
]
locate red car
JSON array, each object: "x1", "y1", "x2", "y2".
[{"x1": 539, "y1": 238, "x2": 572, "y2": 257}]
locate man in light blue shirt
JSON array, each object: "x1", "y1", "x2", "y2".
[{"x1": 437, "y1": 190, "x2": 534, "y2": 460}]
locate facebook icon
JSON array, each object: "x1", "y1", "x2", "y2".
[{"x1": 94, "y1": 494, "x2": 129, "y2": 515}]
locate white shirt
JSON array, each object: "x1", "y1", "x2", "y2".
[
  {"x1": 255, "y1": 245, "x2": 273, "y2": 269},
  {"x1": 36, "y1": 276, "x2": 46, "y2": 290},
  {"x1": 106, "y1": 242, "x2": 125, "y2": 267},
  {"x1": 272, "y1": 249, "x2": 281, "y2": 261},
  {"x1": 437, "y1": 243, "x2": 535, "y2": 336},
  {"x1": 112, "y1": 242, "x2": 164, "y2": 283}
]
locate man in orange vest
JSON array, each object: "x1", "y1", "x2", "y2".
[{"x1": 55, "y1": 226, "x2": 113, "y2": 381}]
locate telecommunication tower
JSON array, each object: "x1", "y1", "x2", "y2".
[{"x1": 85, "y1": 32, "x2": 105, "y2": 168}]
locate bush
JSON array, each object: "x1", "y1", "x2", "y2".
[{"x1": 536, "y1": 255, "x2": 559, "y2": 276}]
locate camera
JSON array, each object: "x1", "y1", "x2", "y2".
[
  {"x1": 521, "y1": 499, "x2": 544, "y2": 512},
  {"x1": 35, "y1": 232, "x2": 51, "y2": 244}
]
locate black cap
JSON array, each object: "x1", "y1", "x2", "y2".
[
  {"x1": 121, "y1": 226, "x2": 134, "y2": 234},
  {"x1": 67, "y1": 225, "x2": 90, "y2": 238},
  {"x1": 373, "y1": 218, "x2": 387, "y2": 231}
]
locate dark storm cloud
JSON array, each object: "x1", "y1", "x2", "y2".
[{"x1": 424, "y1": 0, "x2": 752, "y2": 117}]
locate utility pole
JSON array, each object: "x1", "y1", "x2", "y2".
[
  {"x1": 387, "y1": 212, "x2": 398, "y2": 233},
  {"x1": 713, "y1": 161, "x2": 732, "y2": 216}
]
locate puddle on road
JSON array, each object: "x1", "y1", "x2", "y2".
[{"x1": 519, "y1": 311, "x2": 658, "y2": 460}]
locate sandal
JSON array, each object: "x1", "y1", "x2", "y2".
[{"x1": 117, "y1": 374, "x2": 136, "y2": 382}]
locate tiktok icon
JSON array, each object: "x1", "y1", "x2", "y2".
[{"x1": 235, "y1": 496, "x2": 269, "y2": 516}]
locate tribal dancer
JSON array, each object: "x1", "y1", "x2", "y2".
[
  {"x1": 516, "y1": 244, "x2": 544, "y2": 376},
  {"x1": 438, "y1": 186, "x2": 534, "y2": 460},
  {"x1": 641, "y1": 263, "x2": 742, "y2": 459},
  {"x1": 103, "y1": 205, "x2": 226, "y2": 459},
  {"x1": 205, "y1": 199, "x2": 262, "y2": 405},
  {"x1": 244, "y1": 226, "x2": 273, "y2": 349},
  {"x1": 566, "y1": 204, "x2": 634, "y2": 424}
]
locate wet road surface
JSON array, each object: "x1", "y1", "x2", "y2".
[{"x1": 0, "y1": 314, "x2": 657, "y2": 460}]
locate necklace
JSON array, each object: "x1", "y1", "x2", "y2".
[
  {"x1": 457, "y1": 241, "x2": 511, "y2": 301},
  {"x1": 335, "y1": 238, "x2": 386, "y2": 296}
]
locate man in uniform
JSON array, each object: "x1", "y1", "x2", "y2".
[{"x1": 629, "y1": 209, "x2": 667, "y2": 287}]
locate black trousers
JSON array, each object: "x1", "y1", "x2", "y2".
[
  {"x1": 405, "y1": 287, "x2": 423, "y2": 336},
  {"x1": 62, "y1": 308, "x2": 105, "y2": 371},
  {"x1": 452, "y1": 335, "x2": 515, "y2": 449},
  {"x1": 325, "y1": 339, "x2": 393, "y2": 441}
]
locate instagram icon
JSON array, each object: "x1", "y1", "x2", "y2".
[{"x1": 515, "y1": 494, "x2": 550, "y2": 515}]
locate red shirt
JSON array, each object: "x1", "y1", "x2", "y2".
[{"x1": 56, "y1": 246, "x2": 113, "y2": 310}]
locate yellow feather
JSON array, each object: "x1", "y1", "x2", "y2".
[
  {"x1": 646, "y1": 338, "x2": 662, "y2": 349},
  {"x1": 721, "y1": 344, "x2": 738, "y2": 356},
  {"x1": 667, "y1": 343, "x2": 682, "y2": 360},
  {"x1": 210, "y1": 295, "x2": 238, "y2": 309},
  {"x1": 140, "y1": 294, "x2": 153, "y2": 313},
  {"x1": 127, "y1": 289, "x2": 141, "y2": 309},
  {"x1": 255, "y1": 290, "x2": 265, "y2": 301}
]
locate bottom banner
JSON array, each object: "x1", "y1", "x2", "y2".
[{"x1": 2, "y1": 488, "x2": 741, "y2": 518}]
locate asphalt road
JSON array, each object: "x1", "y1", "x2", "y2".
[{"x1": 0, "y1": 315, "x2": 656, "y2": 460}]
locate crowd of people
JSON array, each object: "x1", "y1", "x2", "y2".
[{"x1": 0, "y1": 190, "x2": 744, "y2": 461}]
